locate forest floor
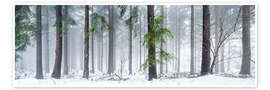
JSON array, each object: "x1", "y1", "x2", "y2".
[{"x1": 13, "y1": 72, "x2": 256, "y2": 87}]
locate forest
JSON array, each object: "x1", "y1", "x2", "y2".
[{"x1": 14, "y1": 5, "x2": 256, "y2": 86}]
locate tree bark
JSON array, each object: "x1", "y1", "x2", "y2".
[
  {"x1": 190, "y1": 5, "x2": 195, "y2": 74},
  {"x1": 51, "y1": 5, "x2": 63, "y2": 79},
  {"x1": 35, "y1": 5, "x2": 43, "y2": 79},
  {"x1": 107, "y1": 5, "x2": 115, "y2": 74},
  {"x1": 201, "y1": 5, "x2": 211, "y2": 75},
  {"x1": 147, "y1": 5, "x2": 157, "y2": 81},
  {"x1": 83, "y1": 5, "x2": 90, "y2": 79},
  {"x1": 240, "y1": 5, "x2": 251, "y2": 75}
]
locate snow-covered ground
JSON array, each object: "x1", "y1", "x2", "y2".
[{"x1": 13, "y1": 74, "x2": 256, "y2": 87}]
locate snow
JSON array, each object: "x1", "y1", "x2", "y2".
[{"x1": 13, "y1": 74, "x2": 255, "y2": 87}]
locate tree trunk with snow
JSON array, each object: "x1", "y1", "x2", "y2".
[{"x1": 240, "y1": 5, "x2": 251, "y2": 75}]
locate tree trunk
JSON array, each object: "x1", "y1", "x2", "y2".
[
  {"x1": 91, "y1": 6, "x2": 95, "y2": 74},
  {"x1": 201, "y1": 5, "x2": 211, "y2": 75},
  {"x1": 35, "y1": 5, "x2": 43, "y2": 79},
  {"x1": 44, "y1": 7, "x2": 50, "y2": 74},
  {"x1": 129, "y1": 6, "x2": 133, "y2": 75},
  {"x1": 83, "y1": 5, "x2": 90, "y2": 79},
  {"x1": 63, "y1": 6, "x2": 69, "y2": 75},
  {"x1": 240, "y1": 5, "x2": 251, "y2": 75},
  {"x1": 147, "y1": 5, "x2": 157, "y2": 81},
  {"x1": 190, "y1": 5, "x2": 195, "y2": 74},
  {"x1": 108, "y1": 5, "x2": 115, "y2": 74},
  {"x1": 51, "y1": 5, "x2": 63, "y2": 79}
]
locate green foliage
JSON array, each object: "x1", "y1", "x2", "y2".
[
  {"x1": 118, "y1": 5, "x2": 127, "y2": 18},
  {"x1": 118, "y1": 6, "x2": 139, "y2": 35},
  {"x1": 90, "y1": 12, "x2": 110, "y2": 36},
  {"x1": 141, "y1": 15, "x2": 174, "y2": 70},
  {"x1": 15, "y1": 6, "x2": 36, "y2": 61}
]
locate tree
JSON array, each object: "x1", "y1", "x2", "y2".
[
  {"x1": 63, "y1": 6, "x2": 69, "y2": 75},
  {"x1": 51, "y1": 5, "x2": 63, "y2": 79},
  {"x1": 128, "y1": 6, "x2": 133, "y2": 75},
  {"x1": 118, "y1": 5, "x2": 139, "y2": 75},
  {"x1": 240, "y1": 5, "x2": 251, "y2": 75},
  {"x1": 91, "y1": 6, "x2": 95, "y2": 74},
  {"x1": 190, "y1": 5, "x2": 195, "y2": 73},
  {"x1": 201, "y1": 5, "x2": 211, "y2": 75},
  {"x1": 44, "y1": 6, "x2": 50, "y2": 74},
  {"x1": 35, "y1": 5, "x2": 43, "y2": 79},
  {"x1": 147, "y1": 5, "x2": 157, "y2": 80},
  {"x1": 214, "y1": 6, "x2": 220, "y2": 73},
  {"x1": 209, "y1": 7, "x2": 242, "y2": 74},
  {"x1": 143, "y1": 5, "x2": 173, "y2": 80},
  {"x1": 107, "y1": 5, "x2": 115, "y2": 74},
  {"x1": 83, "y1": 5, "x2": 90, "y2": 79}
]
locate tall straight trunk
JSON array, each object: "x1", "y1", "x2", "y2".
[
  {"x1": 44, "y1": 7, "x2": 50, "y2": 74},
  {"x1": 83, "y1": 5, "x2": 90, "y2": 79},
  {"x1": 91, "y1": 6, "x2": 95, "y2": 74},
  {"x1": 240, "y1": 5, "x2": 251, "y2": 75},
  {"x1": 35, "y1": 5, "x2": 43, "y2": 79},
  {"x1": 201, "y1": 5, "x2": 211, "y2": 75},
  {"x1": 129, "y1": 6, "x2": 133, "y2": 75},
  {"x1": 63, "y1": 6, "x2": 69, "y2": 75},
  {"x1": 159, "y1": 6, "x2": 164, "y2": 74},
  {"x1": 108, "y1": 5, "x2": 114, "y2": 74},
  {"x1": 190, "y1": 5, "x2": 195, "y2": 73},
  {"x1": 147, "y1": 5, "x2": 157, "y2": 81},
  {"x1": 52, "y1": 5, "x2": 63, "y2": 79}
]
